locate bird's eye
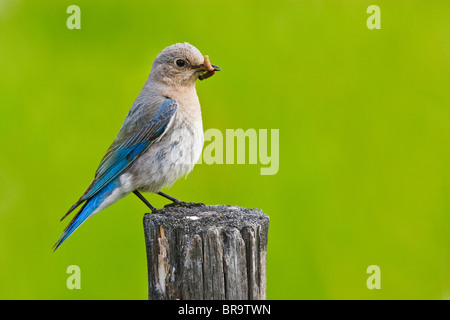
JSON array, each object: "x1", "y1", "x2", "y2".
[{"x1": 175, "y1": 59, "x2": 186, "y2": 67}]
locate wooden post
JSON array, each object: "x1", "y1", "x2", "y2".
[{"x1": 143, "y1": 205, "x2": 269, "y2": 300}]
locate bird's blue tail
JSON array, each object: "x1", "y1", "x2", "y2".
[{"x1": 53, "y1": 179, "x2": 119, "y2": 251}]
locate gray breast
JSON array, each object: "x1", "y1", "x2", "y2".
[{"x1": 129, "y1": 111, "x2": 204, "y2": 192}]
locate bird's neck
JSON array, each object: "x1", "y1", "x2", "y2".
[{"x1": 145, "y1": 78, "x2": 200, "y2": 107}]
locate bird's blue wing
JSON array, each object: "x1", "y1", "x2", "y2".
[{"x1": 61, "y1": 98, "x2": 178, "y2": 220}]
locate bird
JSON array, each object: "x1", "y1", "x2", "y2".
[{"x1": 53, "y1": 42, "x2": 220, "y2": 250}]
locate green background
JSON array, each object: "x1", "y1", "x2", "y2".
[{"x1": 0, "y1": 0, "x2": 448, "y2": 299}]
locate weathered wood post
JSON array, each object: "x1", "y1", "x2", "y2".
[{"x1": 143, "y1": 205, "x2": 269, "y2": 300}]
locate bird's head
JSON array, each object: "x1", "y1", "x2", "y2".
[{"x1": 150, "y1": 42, "x2": 220, "y2": 87}]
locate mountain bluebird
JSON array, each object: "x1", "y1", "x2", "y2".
[{"x1": 54, "y1": 42, "x2": 220, "y2": 250}]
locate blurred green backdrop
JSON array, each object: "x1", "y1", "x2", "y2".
[{"x1": 0, "y1": 0, "x2": 449, "y2": 299}]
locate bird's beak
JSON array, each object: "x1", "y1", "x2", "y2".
[
  {"x1": 198, "y1": 55, "x2": 221, "y2": 81},
  {"x1": 198, "y1": 64, "x2": 221, "y2": 71}
]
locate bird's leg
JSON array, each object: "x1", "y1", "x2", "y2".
[
  {"x1": 157, "y1": 191, "x2": 205, "y2": 208},
  {"x1": 157, "y1": 191, "x2": 183, "y2": 203},
  {"x1": 133, "y1": 190, "x2": 156, "y2": 212}
]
